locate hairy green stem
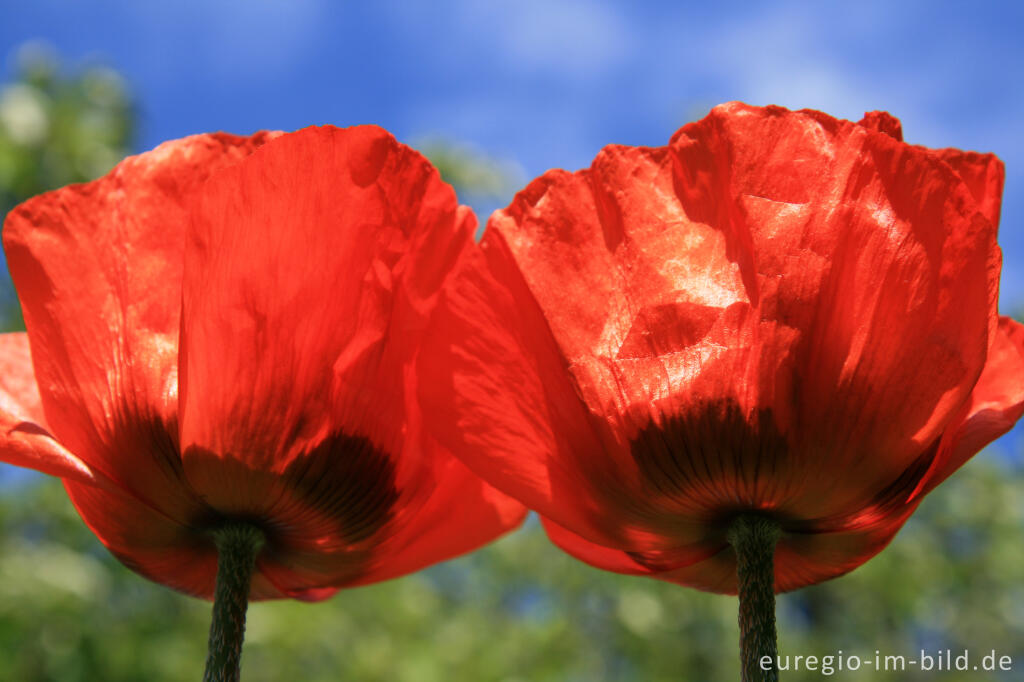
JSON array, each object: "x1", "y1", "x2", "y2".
[
  {"x1": 203, "y1": 523, "x2": 264, "y2": 682},
  {"x1": 728, "y1": 515, "x2": 781, "y2": 682}
]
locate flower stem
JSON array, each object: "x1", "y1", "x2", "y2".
[
  {"x1": 203, "y1": 522, "x2": 264, "y2": 682},
  {"x1": 728, "y1": 515, "x2": 781, "y2": 682}
]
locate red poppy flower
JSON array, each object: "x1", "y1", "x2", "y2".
[
  {"x1": 0, "y1": 126, "x2": 525, "y2": 601},
  {"x1": 421, "y1": 103, "x2": 1024, "y2": 594}
]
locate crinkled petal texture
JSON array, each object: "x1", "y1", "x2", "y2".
[
  {"x1": 421, "y1": 102, "x2": 1024, "y2": 593},
  {"x1": 2, "y1": 126, "x2": 524, "y2": 600}
]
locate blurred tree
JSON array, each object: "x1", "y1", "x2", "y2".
[
  {"x1": 418, "y1": 138, "x2": 521, "y2": 204},
  {"x1": 1, "y1": 453, "x2": 1021, "y2": 681},
  {"x1": 0, "y1": 42, "x2": 134, "y2": 329}
]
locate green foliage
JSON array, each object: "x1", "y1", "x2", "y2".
[
  {"x1": 1, "y1": 455, "x2": 1022, "y2": 681},
  {"x1": 0, "y1": 42, "x2": 134, "y2": 209},
  {"x1": 419, "y1": 138, "x2": 521, "y2": 202}
]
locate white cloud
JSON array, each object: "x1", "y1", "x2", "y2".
[
  {"x1": 472, "y1": 0, "x2": 632, "y2": 77},
  {"x1": 123, "y1": 0, "x2": 328, "y2": 80},
  {"x1": 395, "y1": 0, "x2": 634, "y2": 80}
]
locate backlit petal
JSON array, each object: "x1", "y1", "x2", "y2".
[
  {"x1": 915, "y1": 316, "x2": 1024, "y2": 497},
  {"x1": 179, "y1": 125, "x2": 482, "y2": 591},
  {"x1": 932, "y1": 148, "x2": 1004, "y2": 228},
  {"x1": 419, "y1": 236, "x2": 628, "y2": 547},
  {"x1": 288, "y1": 450, "x2": 527, "y2": 591},
  {"x1": 2, "y1": 132, "x2": 274, "y2": 511},
  {"x1": 664, "y1": 103, "x2": 996, "y2": 518},
  {"x1": 63, "y1": 477, "x2": 289, "y2": 600},
  {"x1": 0, "y1": 333, "x2": 102, "y2": 485},
  {"x1": 453, "y1": 103, "x2": 1010, "y2": 592}
]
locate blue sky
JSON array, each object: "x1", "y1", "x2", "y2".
[
  {"x1": 1, "y1": 0, "x2": 1023, "y2": 464},
  {"x1": 2, "y1": 1, "x2": 1022, "y2": 305}
]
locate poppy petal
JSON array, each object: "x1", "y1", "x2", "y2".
[
  {"x1": 665, "y1": 104, "x2": 997, "y2": 517},
  {"x1": 0, "y1": 333, "x2": 45, "y2": 425},
  {"x1": 352, "y1": 450, "x2": 527, "y2": 585},
  {"x1": 933, "y1": 149, "x2": 1004, "y2": 228},
  {"x1": 915, "y1": 316, "x2": 1024, "y2": 497},
  {"x1": 541, "y1": 515, "x2": 661, "y2": 576},
  {"x1": 63, "y1": 477, "x2": 289, "y2": 600},
  {"x1": 2, "y1": 132, "x2": 275, "y2": 509},
  {"x1": 645, "y1": 506, "x2": 918, "y2": 595},
  {"x1": 259, "y1": 450, "x2": 527, "y2": 595},
  {"x1": 476, "y1": 103, "x2": 996, "y2": 532},
  {"x1": 441, "y1": 104, "x2": 1008, "y2": 594},
  {"x1": 418, "y1": 234, "x2": 628, "y2": 548},
  {"x1": 858, "y1": 111, "x2": 904, "y2": 140},
  {"x1": 544, "y1": 506, "x2": 917, "y2": 595},
  {"x1": 0, "y1": 333, "x2": 103, "y2": 485},
  {"x1": 179, "y1": 125, "x2": 486, "y2": 590}
]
